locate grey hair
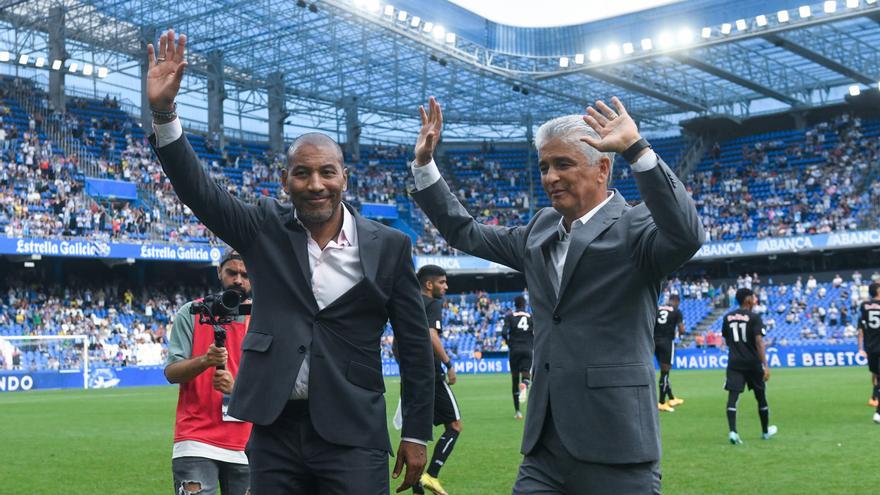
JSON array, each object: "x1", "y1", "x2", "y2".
[
  {"x1": 286, "y1": 132, "x2": 344, "y2": 168},
  {"x1": 535, "y1": 114, "x2": 615, "y2": 177}
]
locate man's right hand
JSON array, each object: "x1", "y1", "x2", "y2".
[
  {"x1": 201, "y1": 344, "x2": 227, "y2": 369},
  {"x1": 146, "y1": 29, "x2": 188, "y2": 112},
  {"x1": 414, "y1": 97, "x2": 443, "y2": 166}
]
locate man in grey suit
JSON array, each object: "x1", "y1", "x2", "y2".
[
  {"x1": 409, "y1": 97, "x2": 704, "y2": 494},
  {"x1": 145, "y1": 29, "x2": 434, "y2": 494}
]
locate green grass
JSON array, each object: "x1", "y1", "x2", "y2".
[{"x1": 0, "y1": 368, "x2": 877, "y2": 494}]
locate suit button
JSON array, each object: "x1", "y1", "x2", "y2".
[
  {"x1": 298, "y1": 345, "x2": 306, "y2": 353},
  {"x1": 544, "y1": 363, "x2": 550, "y2": 371},
  {"x1": 552, "y1": 314, "x2": 561, "y2": 324}
]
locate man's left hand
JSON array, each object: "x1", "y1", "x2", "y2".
[
  {"x1": 392, "y1": 440, "x2": 427, "y2": 493},
  {"x1": 212, "y1": 369, "x2": 234, "y2": 394},
  {"x1": 581, "y1": 96, "x2": 642, "y2": 153}
]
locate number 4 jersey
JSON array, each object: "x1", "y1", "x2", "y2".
[
  {"x1": 858, "y1": 301, "x2": 880, "y2": 354},
  {"x1": 722, "y1": 309, "x2": 765, "y2": 370}
]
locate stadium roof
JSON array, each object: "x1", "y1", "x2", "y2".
[
  {"x1": 2, "y1": 0, "x2": 880, "y2": 141},
  {"x1": 447, "y1": 0, "x2": 682, "y2": 29}
]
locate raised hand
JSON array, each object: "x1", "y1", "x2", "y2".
[
  {"x1": 146, "y1": 29, "x2": 188, "y2": 112},
  {"x1": 414, "y1": 96, "x2": 443, "y2": 166},
  {"x1": 581, "y1": 96, "x2": 641, "y2": 154}
]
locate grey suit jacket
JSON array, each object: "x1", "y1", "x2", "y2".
[
  {"x1": 412, "y1": 157, "x2": 704, "y2": 464},
  {"x1": 151, "y1": 133, "x2": 435, "y2": 452}
]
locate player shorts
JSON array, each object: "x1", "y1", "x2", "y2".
[
  {"x1": 654, "y1": 339, "x2": 674, "y2": 366},
  {"x1": 868, "y1": 352, "x2": 880, "y2": 374},
  {"x1": 509, "y1": 348, "x2": 533, "y2": 373},
  {"x1": 725, "y1": 366, "x2": 765, "y2": 393},
  {"x1": 433, "y1": 379, "x2": 461, "y2": 426}
]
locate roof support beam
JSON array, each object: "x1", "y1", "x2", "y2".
[
  {"x1": 581, "y1": 69, "x2": 707, "y2": 113},
  {"x1": 764, "y1": 33, "x2": 875, "y2": 85},
  {"x1": 673, "y1": 54, "x2": 802, "y2": 106}
]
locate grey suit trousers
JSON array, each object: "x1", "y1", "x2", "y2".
[{"x1": 513, "y1": 408, "x2": 661, "y2": 495}]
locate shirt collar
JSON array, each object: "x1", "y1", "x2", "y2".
[
  {"x1": 294, "y1": 203, "x2": 357, "y2": 247},
  {"x1": 556, "y1": 191, "x2": 615, "y2": 240}
]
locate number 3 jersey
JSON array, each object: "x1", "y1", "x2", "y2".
[
  {"x1": 721, "y1": 308, "x2": 765, "y2": 370},
  {"x1": 654, "y1": 305, "x2": 683, "y2": 342},
  {"x1": 858, "y1": 300, "x2": 880, "y2": 354}
]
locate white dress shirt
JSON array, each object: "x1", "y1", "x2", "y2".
[{"x1": 549, "y1": 192, "x2": 615, "y2": 294}]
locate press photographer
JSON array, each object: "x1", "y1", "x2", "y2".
[{"x1": 164, "y1": 249, "x2": 253, "y2": 495}]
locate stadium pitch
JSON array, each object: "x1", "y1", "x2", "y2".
[{"x1": 0, "y1": 367, "x2": 875, "y2": 494}]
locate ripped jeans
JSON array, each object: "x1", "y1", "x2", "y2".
[{"x1": 172, "y1": 457, "x2": 250, "y2": 495}]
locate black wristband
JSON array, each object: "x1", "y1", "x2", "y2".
[{"x1": 622, "y1": 137, "x2": 652, "y2": 164}]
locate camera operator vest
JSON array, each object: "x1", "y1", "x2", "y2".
[{"x1": 173, "y1": 308, "x2": 252, "y2": 451}]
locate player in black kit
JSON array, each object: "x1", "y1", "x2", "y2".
[
  {"x1": 502, "y1": 296, "x2": 534, "y2": 419},
  {"x1": 655, "y1": 294, "x2": 685, "y2": 412},
  {"x1": 857, "y1": 282, "x2": 880, "y2": 423},
  {"x1": 415, "y1": 265, "x2": 460, "y2": 495},
  {"x1": 721, "y1": 288, "x2": 777, "y2": 444}
]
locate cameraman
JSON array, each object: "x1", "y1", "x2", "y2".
[{"x1": 165, "y1": 249, "x2": 252, "y2": 495}]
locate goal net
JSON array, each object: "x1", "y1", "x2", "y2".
[{"x1": 0, "y1": 335, "x2": 89, "y2": 390}]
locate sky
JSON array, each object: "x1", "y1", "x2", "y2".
[{"x1": 448, "y1": 0, "x2": 682, "y2": 27}]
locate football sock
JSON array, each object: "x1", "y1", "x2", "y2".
[
  {"x1": 659, "y1": 371, "x2": 670, "y2": 403},
  {"x1": 726, "y1": 391, "x2": 740, "y2": 433},
  {"x1": 512, "y1": 373, "x2": 521, "y2": 411},
  {"x1": 427, "y1": 427, "x2": 460, "y2": 478},
  {"x1": 755, "y1": 388, "x2": 770, "y2": 434},
  {"x1": 874, "y1": 384, "x2": 880, "y2": 413}
]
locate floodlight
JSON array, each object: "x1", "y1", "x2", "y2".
[
  {"x1": 559, "y1": 57, "x2": 569, "y2": 68},
  {"x1": 18, "y1": 54, "x2": 28, "y2": 65},
  {"x1": 52, "y1": 59, "x2": 62, "y2": 70},
  {"x1": 423, "y1": 22, "x2": 433, "y2": 33},
  {"x1": 410, "y1": 16, "x2": 420, "y2": 27},
  {"x1": 735, "y1": 19, "x2": 747, "y2": 31},
  {"x1": 824, "y1": 1, "x2": 837, "y2": 13},
  {"x1": 574, "y1": 53, "x2": 585, "y2": 64},
  {"x1": 97, "y1": 67, "x2": 109, "y2": 78},
  {"x1": 605, "y1": 44, "x2": 620, "y2": 60},
  {"x1": 677, "y1": 28, "x2": 694, "y2": 45},
  {"x1": 445, "y1": 32, "x2": 456, "y2": 43},
  {"x1": 777, "y1": 10, "x2": 790, "y2": 22},
  {"x1": 397, "y1": 10, "x2": 407, "y2": 21},
  {"x1": 432, "y1": 25, "x2": 446, "y2": 40},
  {"x1": 68, "y1": 62, "x2": 78, "y2": 73},
  {"x1": 83, "y1": 63, "x2": 93, "y2": 76},
  {"x1": 701, "y1": 27, "x2": 712, "y2": 38},
  {"x1": 756, "y1": 15, "x2": 768, "y2": 27},
  {"x1": 366, "y1": 0, "x2": 380, "y2": 13},
  {"x1": 384, "y1": 5, "x2": 394, "y2": 16},
  {"x1": 622, "y1": 42, "x2": 634, "y2": 54},
  {"x1": 589, "y1": 48, "x2": 602, "y2": 62},
  {"x1": 0, "y1": 51, "x2": 9, "y2": 62},
  {"x1": 849, "y1": 85, "x2": 860, "y2": 96},
  {"x1": 846, "y1": 0, "x2": 859, "y2": 7},
  {"x1": 35, "y1": 57, "x2": 45, "y2": 67},
  {"x1": 641, "y1": 38, "x2": 653, "y2": 50},
  {"x1": 721, "y1": 23, "x2": 732, "y2": 34},
  {"x1": 799, "y1": 5, "x2": 812, "y2": 18}
]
